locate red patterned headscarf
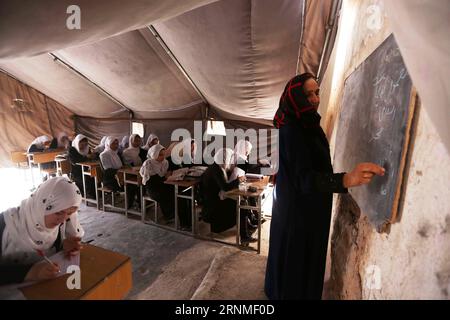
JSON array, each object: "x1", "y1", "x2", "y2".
[{"x1": 273, "y1": 73, "x2": 321, "y2": 129}]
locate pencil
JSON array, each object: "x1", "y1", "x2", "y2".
[{"x1": 36, "y1": 249, "x2": 60, "y2": 273}]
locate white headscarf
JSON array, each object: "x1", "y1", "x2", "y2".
[
  {"x1": 170, "y1": 138, "x2": 198, "y2": 165},
  {"x1": 139, "y1": 144, "x2": 168, "y2": 185},
  {"x1": 1, "y1": 177, "x2": 83, "y2": 264},
  {"x1": 122, "y1": 134, "x2": 142, "y2": 166},
  {"x1": 93, "y1": 136, "x2": 107, "y2": 153},
  {"x1": 56, "y1": 132, "x2": 70, "y2": 149},
  {"x1": 233, "y1": 140, "x2": 252, "y2": 164},
  {"x1": 143, "y1": 134, "x2": 159, "y2": 150},
  {"x1": 214, "y1": 148, "x2": 234, "y2": 171},
  {"x1": 71, "y1": 134, "x2": 89, "y2": 156},
  {"x1": 29, "y1": 135, "x2": 52, "y2": 150},
  {"x1": 100, "y1": 136, "x2": 123, "y2": 170}
]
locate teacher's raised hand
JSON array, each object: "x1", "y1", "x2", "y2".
[{"x1": 343, "y1": 162, "x2": 386, "y2": 188}]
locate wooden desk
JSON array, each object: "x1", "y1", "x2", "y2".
[
  {"x1": 55, "y1": 157, "x2": 71, "y2": 176},
  {"x1": 164, "y1": 178, "x2": 200, "y2": 235},
  {"x1": 27, "y1": 149, "x2": 66, "y2": 187},
  {"x1": 10, "y1": 150, "x2": 28, "y2": 167},
  {"x1": 76, "y1": 161, "x2": 100, "y2": 209},
  {"x1": 224, "y1": 176, "x2": 271, "y2": 254},
  {"x1": 20, "y1": 244, "x2": 132, "y2": 300},
  {"x1": 118, "y1": 167, "x2": 143, "y2": 218}
]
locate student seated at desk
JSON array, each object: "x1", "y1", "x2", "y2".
[
  {"x1": 232, "y1": 140, "x2": 267, "y2": 227},
  {"x1": 121, "y1": 134, "x2": 146, "y2": 166},
  {"x1": 99, "y1": 137, "x2": 123, "y2": 192},
  {"x1": 118, "y1": 135, "x2": 129, "y2": 155},
  {"x1": 200, "y1": 148, "x2": 256, "y2": 243},
  {"x1": 143, "y1": 133, "x2": 159, "y2": 151},
  {"x1": 68, "y1": 134, "x2": 97, "y2": 198},
  {"x1": 167, "y1": 138, "x2": 199, "y2": 171},
  {"x1": 0, "y1": 177, "x2": 84, "y2": 285},
  {"x1": 93, "y1": 136, "x2": 107, "y2": 154},
  {"x1": 50, "y1": 132, "x2": 71, "y2": 151},
  {"x1": 27, "y1": 135, "x2": 52, "y2": 153},
  {"x1": 140, "y1": 144, "x2": 176, "y2": 221}
]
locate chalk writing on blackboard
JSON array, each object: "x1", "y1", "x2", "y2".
[{"x1": 334, "y1": 34, "x2": 415, "y2": 231}]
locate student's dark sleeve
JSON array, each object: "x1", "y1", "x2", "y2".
[
  {"x1": 49, "y1": 138, "x2": 58, "y2": 149},
  {"x1": 139, "y1": 148, "x2": 147, "y2": 163},
  {"x1": 211, "y1": 165, "x2": 239, "y2": 192},
  {"x1": 27, "y1": 144, "x2": 41, "y2": 153},
  {"x1": 68, "y1": 147, "x2": 88, "y2": 165},
  {"x1": 0, "y1": 265, "x2": 33, "y2": 285}
]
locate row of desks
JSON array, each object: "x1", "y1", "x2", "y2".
[
  {"x1": 25, "y1": 149, "x2": 68, "y2": 186},
  {"x1": 77, "y1": 161, "x2": 271, "y2": 254}
]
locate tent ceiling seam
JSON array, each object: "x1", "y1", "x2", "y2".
[
  {"x1": 296, "y1": 0, "x2": 307, "y2": 74},
  {"x1": 48, "y1": 53, "x2": 133, "y2": 117},
  {"x1": 147, "y1": 25, "x2": 209, "y2": 115}
]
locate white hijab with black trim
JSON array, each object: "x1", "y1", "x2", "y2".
[
  {"x1": 29, "y1": 135, "x2": 51, "y2": 150},
  {"x1": 72, "y1": 134, "x2": 89, "y2": 156},
  {"x1": 1, "y1": 177, "x2": 84, "y2": 264},
  {"x1": 140, "y1": 144, "x2": 168, "y2": 185}
]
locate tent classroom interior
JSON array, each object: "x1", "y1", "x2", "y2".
[{"x1": 0, "y1": 0, "x2": 449, "y2": 301}]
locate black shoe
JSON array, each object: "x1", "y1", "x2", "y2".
[{"x1": 240, "y1": 235, "x2": 257, "y2": 244}]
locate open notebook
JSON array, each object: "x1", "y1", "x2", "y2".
[{"x1": 49, "y1": 251, "x2": 80, "y2": 276}]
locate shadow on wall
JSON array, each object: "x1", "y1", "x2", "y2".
[{"x1": 326, "y1": 194, "x2": 373, "y2": 300}]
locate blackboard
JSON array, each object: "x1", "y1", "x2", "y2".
[{"x1": 334, "y1": 34, "x2": 416, "y2": 231}]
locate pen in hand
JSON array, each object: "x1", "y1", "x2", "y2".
[{"x1": 36, "y1": 249, "x2": 60, "y2": 273}]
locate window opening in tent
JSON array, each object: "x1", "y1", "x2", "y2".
[
  {"x1": 206, "y1": 120, "x2": 226, "y2": 136},
  {"x1": 132, "y1": 122, "x2": 144, "y2": 138}
]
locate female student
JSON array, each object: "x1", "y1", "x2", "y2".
[
  {"x1": 119, "y1": 135, "x2": 129, "y2": 154},
  {"x1": 265, "y1": 73, "x2": 385, "y2": 300},
  {"x1": 121, "y1": 134, "x2": 146, "y2": 166},
  {"x1": 0, "y1": 176, "x2": 84, "y2": 285},
  {"x1": 68, "y1": 134, "x2": 96, "y2": 198},
  {"x1": 167, "y1": 138, "x2": 198, "y2": 171},
  {"x1": 99, "y1": 136, "x2": 123, "y2": 192},
  {"x1": 50, "y1": 132, "x2": 71, "y2": 150},
  {"x1": 93, "y1": 136, "x2": 107, "y2": 154},
  {"x1": 200, "y1": 148, "x2": 255, "y2": 243},
  {"x1": 139, "y1": 144, "x2": 176, "y2": 222},
  {"x1": 27, "y1": 135, "x2": 52, "y2": 153},
  {"x1": 232, "y1": 140, "x2": 265, "y2": 228},
  {"x1": 143, "y1": 134, "x2": 159, "y2": 151}
]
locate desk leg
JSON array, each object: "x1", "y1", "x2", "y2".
[
  {"x1": 81, "y1": 166, "x2": 87, "y2": 205},
  {"x1": 139, "y1": 184, "x2": 144, "y2": 222},
  {"x1": 94, "y1": 176, "x2": 99, "y2": 210},
  {"x1": 174, "y1": 185, "x2": 179, "y2": 230},
  {"x1": 29, "y1": 164, "x2": 35, "y2": 189},
  {"x1": 191, "y1": 186, "x2": 196, "y2": 235},
  {"x1": 124, "y1": 173, "x2": 128, "y2": 217},
  {"x1": 236, "y1": 195, "x2": 241, "y2": 246},
  {"x1": 257, "y1": 196, "x2": 262, "y2": 254}
]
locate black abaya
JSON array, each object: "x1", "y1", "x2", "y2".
[{"x1": 264, "y1": 123, "x2": 347, "y2": 300}]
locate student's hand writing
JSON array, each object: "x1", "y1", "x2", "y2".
[
  {"x1": 63, "y1": 236, "x2": 83, "y2": 258},
  {"x1": 25, "y1": 260, "x2": 60, "y2": 282},
  {"x1": 343, "y1": 162, "x2": 385, "y2": 188},
  {"x1": 238, "y1": 176, "x2": 247, "y2": 183}
]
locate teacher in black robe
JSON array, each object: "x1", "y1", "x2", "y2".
[{"x1": 265, "y1": 73, "x2": 385, "y2": 300}]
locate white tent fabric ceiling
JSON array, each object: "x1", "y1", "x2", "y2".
[{"x1": 0, "y1": 0, "x2": 334, "y2": 122}]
